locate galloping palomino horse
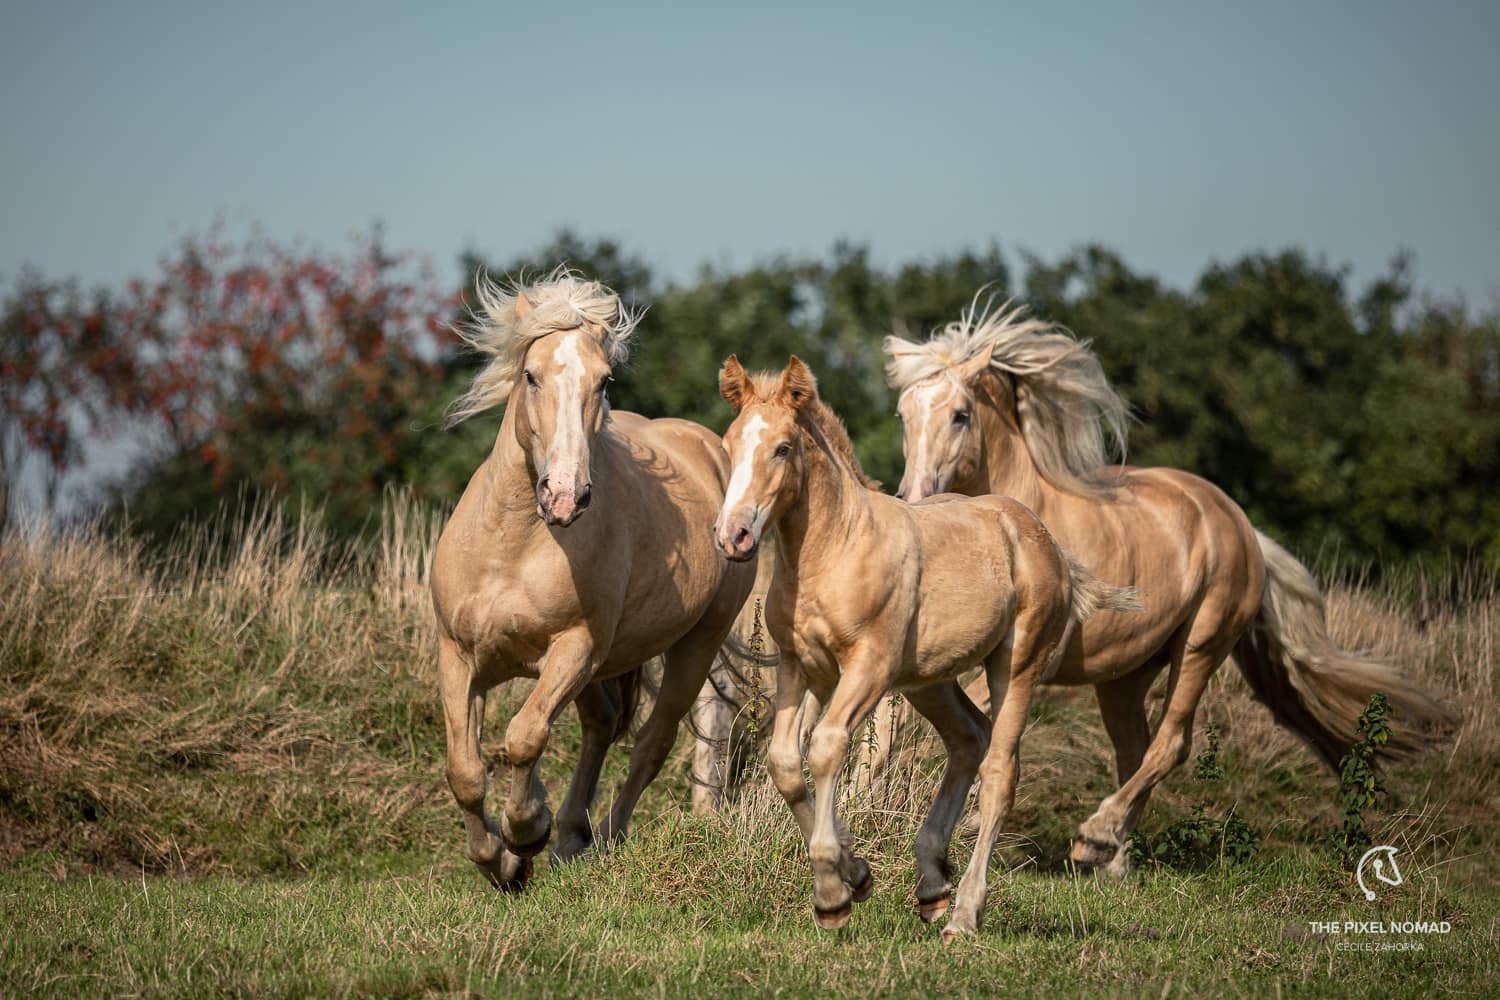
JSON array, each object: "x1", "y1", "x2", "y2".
[
  {"x1": 713, "y1": 355, "x2": 1138, "y2": 937},
  {"x1": 431, "y1": 270, "x2": 755, "y2": 889},
  {"x1": 883, "y1": 295, "x2": 1454, "y2": 875}
]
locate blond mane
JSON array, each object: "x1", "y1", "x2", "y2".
[
  {"x1": 445, "y1": 266, "x2": 641, "y2": 425},
  {"x1": 884, "y1": 292, "x2": 1128, "y2": 497}
]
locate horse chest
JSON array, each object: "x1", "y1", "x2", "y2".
[{"x1": 444, "y1": 563, "x2": 603, "y2": 675}]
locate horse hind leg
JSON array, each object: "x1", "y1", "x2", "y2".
[
  {"x1": 595, "y1": 610, "x2": 737, "y2": 846},
  {"x1": 903, "y1": 681, "x2": 989, "y2": 923},
  {"x1": 1071, "y1": 633, "x2": 1227, "y2": 877},
  {"x1": 943, "y1": 590, "x2": 1060, "y2": 939},
  {"x1": 691, "y1": 653, "x2": 739, "y2": 813},
  {"x1": 1094, "y1": 665, "x2": 1161, "y2": 785},
  {"x1": 551, "y1": 675, "x2": 629, "y2": 863}
]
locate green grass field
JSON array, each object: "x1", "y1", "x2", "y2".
[{"x1": 3, "y1": 509, "x2": 1496, "y2": 997}]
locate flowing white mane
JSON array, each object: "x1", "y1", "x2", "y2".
[
  {"x1": 884, "y1": 292, "x2": 1129, "y2": 497},
  {"x1": 445, "y1": 266, "x2": 641, "y2": 425}
]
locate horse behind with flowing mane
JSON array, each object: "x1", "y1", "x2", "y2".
[
  {"x1": 713, "y1": 354, "x2": 1138, "y2": 937},
  {"x1": 430, "y1": 268, "x2": 755, "y2": 890},
  {"x1": 884, "y1": 293, "x2": 1455, "y2": 875}
]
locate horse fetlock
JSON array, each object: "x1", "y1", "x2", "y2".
[
  {"x1": 1070, "y1": 819, "x2": 1129, "y2": 875},
  {"x1": 846, "y1": 856, "x2": 874, "y2": 902},
  {"x1": 813, "y1": 900, "x2": 853, "y2": 931},
  {"x1": 915, "y1": 857, "x2": 954, "y2": 922},
  {"x1": 914, "y1": 830, "x2": 953, "y2": 871},
  {"x1": 917, "y1": 893, "x2": 952, "y2": 923},
  {"x1": 502, "y1": 805, "x2": 554, "y2": 857},
  {"x1": 941, "y1": 912, "x2": 980, "y2": 942},
  {"x1": 812, "y1": 875, "x2": 854, "y2": 929},
  {"x1": 549, "y1": 825, "x2": 594, "y2": 864},
  {"x1": 464, "y1": 829, "x2": 505, "y2": 867}
]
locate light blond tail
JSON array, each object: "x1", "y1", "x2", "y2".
[
  {"x1": 1064, "y1": 551, "x2": 1142, "y2": 622},
  {"x1": 1233, "y1": 531, "x2": 1455, "y2": 772}
]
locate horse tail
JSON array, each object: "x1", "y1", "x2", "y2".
[
  {"x1": 1063, "y1": 550, "x2": 1142, "y2": 623},
  {"x1": 1232, "y1": 530, "x2": 1455, "y2": 772}
]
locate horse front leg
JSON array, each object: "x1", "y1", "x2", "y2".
[
  {"x1": 806, "y1": 651, "x2": 890, "y2": 929},
  {"x1": 501, "y1": 629, "x2": 596, "y2": 860},
  {"x1": 438, "y1": 635, "x2": 531, "y2": 890}
]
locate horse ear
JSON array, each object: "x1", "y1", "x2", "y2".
[
  {"x1": 514, "y1": 290, "x2": 534, "y2": 321},
  {"x1": 779, "y1": 355, "x2": 817, "y2": 411},
  {"x1": 957, "y1": 349, "x2": 992, "y2": 383},
  {"x1": 719, "y1": 354, "x2": 750, "y2": 411}
]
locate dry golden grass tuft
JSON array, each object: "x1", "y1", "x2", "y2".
[
  {"x1": 1, "y1": 498, "x2": 1494, "y2": 891},
  {"x1": 0, "y1": 500, "x2": 451, "y2": 875}
]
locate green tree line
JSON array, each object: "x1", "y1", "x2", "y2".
[{"x1": 3, "y1": 229, "x2": 1496, "y2": 571}]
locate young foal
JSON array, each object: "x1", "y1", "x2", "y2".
[
  {"x1": 713, "y1": 355, "x2": 1136, "y2": 938},
  {"x1": 432, "y1": 271, "x2": 755, "y2": 890}
]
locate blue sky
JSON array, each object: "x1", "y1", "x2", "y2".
[{"x1": 2, "y1": 1, "x2": 1497, "y2": 306}]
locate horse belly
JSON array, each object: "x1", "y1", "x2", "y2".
[{"x1": 905, "y1": 511, "x2": 1019, "y2": 683}]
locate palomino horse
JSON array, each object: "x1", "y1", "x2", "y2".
[
  {"x1": 713, "y1": 355, "x2": 1137, "y2": 937},
  {"x1": 431, "y1": 271, "x2": 755, "y2": 889},
  {"x1": 884, "y1": 295, "x2": 1453, "y2": 875}
]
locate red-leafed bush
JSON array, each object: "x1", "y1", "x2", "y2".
[{"x1": 100, "y1": 226, "x2": 461, "y2": 538}]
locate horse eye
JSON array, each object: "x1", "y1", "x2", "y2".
[
  {"x1": 774, "y1": 442, "x2": 792, "y2": 459},
  {"x1": 952, "y1": 410, "x2": 970, "y2": 426},
  {"x1": 524, "y1": 370, "x2": 539, "y2": 389}
]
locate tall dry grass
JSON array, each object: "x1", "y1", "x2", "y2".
[
  {"x1": 1, "y1": 499, "x2": 1494, "y2": 885},
  {"x1": 0, "y1": 499, "x2": 449, "y2": 874}
]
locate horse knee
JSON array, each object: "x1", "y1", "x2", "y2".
[
  {"x1": 767, "y1": 744, "x2": 805, "y2": 795},
  {"x1": 505, "y1": 715, "x2": 551, "y2": 769},
  {"x1": 807, "y1": 725, "x2": 850, "y2": 776},
  {"x1": 447, "y1": 760, "x2": 486, "y2": 809}
]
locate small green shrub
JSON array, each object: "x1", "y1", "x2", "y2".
[
  {"x1": 1328, "y1": 692, "x2": 1391, "y2": 869},
  {"x1": 1132, "y1": 722, "x2": 1259, "y2": 869}
]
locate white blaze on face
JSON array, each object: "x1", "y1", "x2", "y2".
[
  {"x1": 904, "y1": 376, "x2": 960, "y2": 489},
  {"x1": 549, "y1": 332, "x2": 589, "y2": 487},
  {"x1": 723, "y1": 413, "x2": 770, "y2": 535}
]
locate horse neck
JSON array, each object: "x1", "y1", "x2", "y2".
[
  {"x1": 774, "y1": 426, "x2": 871, "y2": 578},
  {"x1": 966, "y1": 376, "x2": 1051, "y2": 513},
  {"x1": 481, "y1": 393, "x2": 547, "y2": 525}
]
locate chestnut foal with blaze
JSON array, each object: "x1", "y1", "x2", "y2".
[{"x1": 713, "y1": 355, "x2": 1137, "y2": 938}]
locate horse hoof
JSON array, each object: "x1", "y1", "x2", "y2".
[
  {"x1": 487, "y1": 854, "x2": 533, "y2": 894},
  {"x1": 1070, "y1": 835, "x2": 1119, "y2": 872},
  {"x1": 918, "y1": 894, "x2": 951, "y2": 923},
  {"x1": 941, "y1": 922, "x2": 977, "y2": 943},
  {"x1": 851, "y1": 867, "x2": 875, "y2": 903},
  {"x1": 813, "y1": 903, "x2": 852, "y2": 930},
  {"x1": 549, "y1": 833, "x2": 595, "y2": 865}
]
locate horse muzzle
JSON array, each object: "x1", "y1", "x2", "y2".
[
  {"x1": 714, "y1": 515, "x2": 760, "y2": 562},
  {"x1": 537, "y1": 476, "x2": 593, "y2": 527}
]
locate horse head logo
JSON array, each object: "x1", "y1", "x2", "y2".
[{"x1": 1356, "y1": 845, "x2": 1403, "y2": 901}]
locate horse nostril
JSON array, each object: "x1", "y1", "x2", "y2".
[
  {"x1": 734, "y1": 528, "x2": 752, "y2": 551},
  {"x1": 575, "y1": 486, "x2": 592, "y2": 511}
]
